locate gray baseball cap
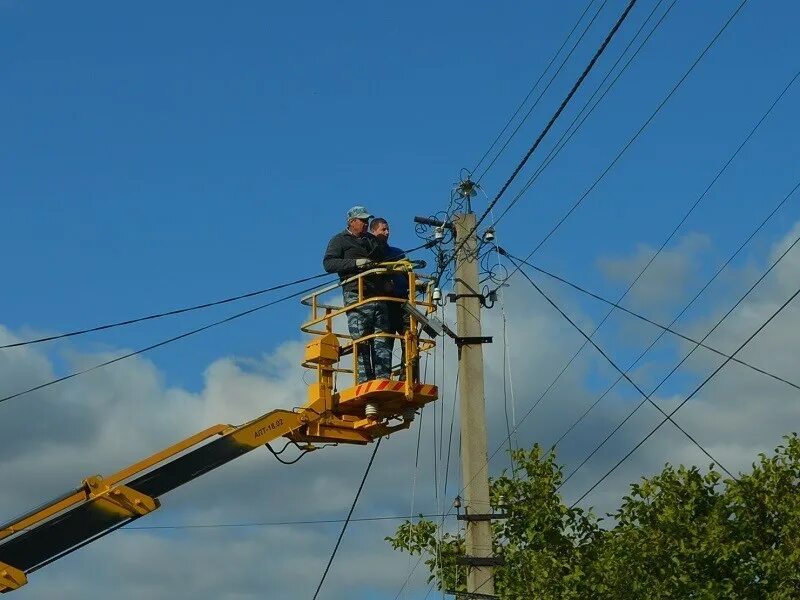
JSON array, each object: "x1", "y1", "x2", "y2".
[{"x1": 347, "y1": 205, "x2": 373, "y2": 220}]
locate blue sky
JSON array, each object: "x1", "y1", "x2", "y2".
[
  {"x1": 3, "y1": 0, "x2": 799, "y2": 388},
  {"x1": 3, "y1": 1, "x2": 800, "y2": 598}
]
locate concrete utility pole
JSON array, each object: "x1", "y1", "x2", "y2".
[{"x1": 453, "y1": 212, "x2": 496, "y2": 596}]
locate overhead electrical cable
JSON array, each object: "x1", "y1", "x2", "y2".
[
  {"x1": 451, "y1": 0, "x2": 640, "y2": 263},
  {"x1": 501, "y1": 249, "x2": 800, "y2": 393},
  {"x1": 311, "y1": 438, "x2": 382, "y2": 600},
  {"x1": 0, "y1": 279, "x2": 337, "y2": 406},
  {"x1": 559, "y1": 216, "x2": 800, "y2": 492},
  {"x1": 485, "y1": 61, "x2": 799, "y2": 449},
  {"x1": 443, "y1": 366, "x2": 460, "y2": 505},
  {"x1": 3, "y1": 238, "x2": 431, "y2": 351},
  {"x1": 509, "y1": 256, "x2": 735, "y2": 478},
  {"x1": 412, "y1": 249, "x2": 799, "y2": 597},
  {"x1": 123, "y1": 513, "x2": 449, "y2": 531},
  {"x1": 501, "y1": 305, "x2": 516, "y2": 471},
  {"x1": 404, "y1": 404, "x2": 425, "y2": 600},
  {"x1": 489, "y1": 0, "x2": 750, "y2": 276},
  {"x1": 392, "y1": 552, "x2": 427, "y2": 600},
  {"x1": 571, "y1": 278, "x2": 800, "y2": 507},
  {"x1": 550, "y1": 175, "x2": 800, "y2": 463},
  {"x1": 491, "y1": 0, "x2": 677, "y2": 226},
  {"x1": 0, "y1": 272, "x2": 332, "y2": 350},
  {"x1": 470, "y1": 0, "x2": 599, "y2": 176},
  {"x1": 475, "y1": 0, "x2": 610, "y2": 182}
]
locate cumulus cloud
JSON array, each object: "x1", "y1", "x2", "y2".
[{"x1": 596, "y1": 232, "x2": 711, "y2": 315}]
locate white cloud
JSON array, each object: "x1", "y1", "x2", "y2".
[{"x1": 596, "y1": 232, "x2": 711, "y2": 315}]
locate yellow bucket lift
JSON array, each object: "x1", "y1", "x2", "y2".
[
  {"x1": 0, "y1": 261, "x2": 439, "y2": 593},
  {"x1": 299, "y1": 259, "x2": 439, "y2": 442}
]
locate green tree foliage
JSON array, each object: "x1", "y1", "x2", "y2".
[{"x1": 387, "y1": 434, "x2": 800, "y2": 599}]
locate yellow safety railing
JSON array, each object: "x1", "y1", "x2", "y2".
[{"x1": 300, "y1": 260, "x2": 437, "y2": 388}]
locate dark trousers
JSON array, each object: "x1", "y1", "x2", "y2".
[
  {"x1": 343, "y1": 290, "x2": 392, "y2": 383},
  {"x1": 387, "y1": 301, "x2": 418, "y2": 381}
]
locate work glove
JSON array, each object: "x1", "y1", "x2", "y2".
[{"x1": 355, "y1": 258, "x2": 373, "y2": 268}]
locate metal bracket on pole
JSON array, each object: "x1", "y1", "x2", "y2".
[
  {"x1": 445, "y1": 591, "x2": 498, "y2": 600},
  {"x1": 447, "y1": 291, "x2": 497, "y2": 308},
  {"x1": 454, "y1": 336, "x2": 492, "y2": 348},
  {"x1": 455, "y1": 556, "x2": 505, "y2": 568},
  {"x1": 456, "y1": 511, "x2": 509, "y2": 522}
]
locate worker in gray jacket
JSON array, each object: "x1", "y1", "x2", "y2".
[{"x1": 323, "y1": 206, "x2": 392, "y2": 383}]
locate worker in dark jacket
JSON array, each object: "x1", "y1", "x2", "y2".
[
  {"x1": 370, "y1": 217, "x2": 417, "y2": 380},
  {"x1": 323, "y1": 206, "x2": 392, "y2": 383}
]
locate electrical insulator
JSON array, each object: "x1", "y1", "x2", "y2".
[
  {"x1": 453, "y1": 495, "x2": 462, "y2": 509},
  {"x1": 432, "y1": 287, "x2": 442, "y2": 302},
  {"x1": 483, "y1": 228, "x2": 495, "y2": 242},
  {"x1": 434, "y1": 226, "x2": 444, "y2": 241}
]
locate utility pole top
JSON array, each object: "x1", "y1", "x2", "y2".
[{"x1": 456, "y1": 178, "x2": 478, "y2": 214}]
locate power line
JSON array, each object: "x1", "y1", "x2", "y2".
[
  {"x1": 550, "y1": 175, "x2": 800, "y2": 470},
  {"x1": 392, "y1": 553, "x2": 427, "y2": 600},
  {"x1": 485, "y1": 59, "x2": 800, "y2": 452},
  {"x1": 501, "y1": 249, "x2": 800, "y2": 393},
  {"x1": 562, "y1": 220, "x2": 800, "y2": 494},
  {"x1": 0, "y1": 279, "x2": 336, "y2": 406},
  {"x1": 474, "y1": 0, "x2": 610, "y2": 182},
  {"x1": 2, "y1": 240, "x2": 431, "y2": 352},
  {"x1": 451, "y1": 0, "x2": 640, "y2": 265},
  {"x1": 470, "y1": 0, "x2": 599, "y2": 177},
  {"x1": 396, "y1": 220, "x2": 799, "y2": 596},
  {"x1": 122, "y1": 512, "x2": 449, "y2": 531},
  {"x1": 433, "y1": 173, "x2": 800, "y2": 533},
  {"x1": 0, "y1": 272, "x2": 331, "y2": 350},
  {"x1": 491, "y1": 0, "x2": 750, "y2": 276},
  {"x1": 407, "y1": 180, "x2": 797, "y2": 600},
  {"x1": 491, "y1": 0, "x2": 677, "y2": 227},
  {"x1": 312, "y1": 438, "x2": 382, "y2": 600},
  {"x1": 510, "y1": 255, "x2": 735, "y2": 479},
  {"x1": 571, "y1": 279, "x2": 800, "y2": 507}
]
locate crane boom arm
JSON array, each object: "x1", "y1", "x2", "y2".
[{"x1": 0, "y1": 409, "x2": 302, "y2": 593}]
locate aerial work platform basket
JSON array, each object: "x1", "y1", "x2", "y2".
[{"x1": 299, "y1": 259, "x2": 439, "y2": 442}]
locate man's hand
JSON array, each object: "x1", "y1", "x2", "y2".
[{"x1": 355, "y1": 258, "x2": 373, "y2": 268}]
